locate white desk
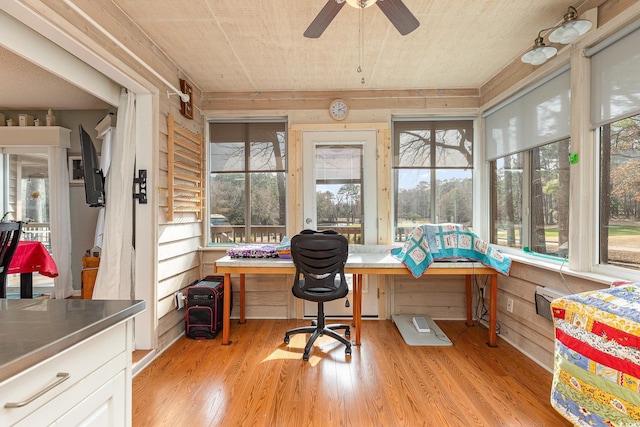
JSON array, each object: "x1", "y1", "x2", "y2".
[{"x1": 214, "y1": 248, "x2": 499, "y2": 347}]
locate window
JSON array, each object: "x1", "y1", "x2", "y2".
[
  {"x1": 589, "y1": 24, "x2": 640, "y2": 272},
  {"x1": 208, "y1": 121, "x2": 286, "y2": 244},
  {"x1": 599, "y1": 114, "x2": 640, "y2": 271},
  {"x1": 490, "y1": 139, "x2": 570, "y2": 257},
  {"x1": 392, "y1": 120, "x2": 473, "y2": 242},
  {"x1": 485, "y1": 68, "x2": 571, "y2": 259}
]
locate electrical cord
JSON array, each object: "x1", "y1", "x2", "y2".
[{"x1": 474, "y1": 274, "x2": 501, "y2": 335}]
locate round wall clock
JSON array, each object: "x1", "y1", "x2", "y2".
[{"x1": 328, "y1": 99, "x2": 349, "y2": 121}]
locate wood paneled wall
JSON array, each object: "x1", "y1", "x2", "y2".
[{"x1": 491, "y1": 262, "x2": 605, "y2": 370}]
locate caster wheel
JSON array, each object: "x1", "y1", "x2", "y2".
[
  {"x1": 345, "y1": 346, "x2": 352, "y2": 356},
  {"x1": 284, "y1": 335, "x2": 290, "y2": 344},
  {"x1": 345, "y1": 329, "x2": 351, "y2": 338},
  {"x1": 303, "y1": 353, "x2": 310, "y2": 361}
]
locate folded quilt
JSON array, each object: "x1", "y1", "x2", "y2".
[
  {"x1": 390, "y1": 223, "x2": 511, "y2": 278},
  {"x1": 551, "y1": 284, "x2": 640, "y2": 426}
]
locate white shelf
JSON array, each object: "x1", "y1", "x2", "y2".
[{"x1": 0, "y1": 126, "x2": 71, "y2": 148}]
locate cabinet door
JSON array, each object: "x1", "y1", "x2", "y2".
[
  {"x1": 16, "y1": 370, "x2": 126, "y2": 427},
  {"x1": 53, "y1": 370, "x2": 126, "y2": 427}
]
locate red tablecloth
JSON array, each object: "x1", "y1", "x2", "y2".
[{"x1": 7, "y1": 241, "x2": 58, "y2": 278}]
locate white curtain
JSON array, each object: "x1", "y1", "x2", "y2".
[
  {"x1": 93, "y1": 124, "x2": 114, "y2": 250},
  {"x1": 93, "y1": 88, "x2": 136, "y2": 299},
  {"x1": 48, "y1": 146, "x2": 74, "y2": 299}
]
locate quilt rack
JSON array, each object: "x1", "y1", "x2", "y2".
[{"x1": 167, "y1": 114, "x2": 204, "y2": 221}]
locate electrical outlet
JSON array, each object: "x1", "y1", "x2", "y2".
[
  {"x1": 507, "y1": 298, "x2": 514, "y2": 313},
  {"x1": 174, "y1": 291, "x2": 185, "y2": 310}
]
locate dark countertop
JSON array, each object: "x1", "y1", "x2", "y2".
[{"x1": 0, "y1": 299, "x2": 145, "y2": 383}]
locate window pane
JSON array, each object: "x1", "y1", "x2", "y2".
[
  {"x1": 435, "y1": 170, "x2": 473, "y2": 225},
  {"x1": 248, "y1": 124, "x2": 286, "y2": 171},
  {"x1": 250, "y1": 172, "x2": 286, "y2": 226},
  {"x1": 209, "y1": 173, "x2": 244, "y2": 243},
  {"x1": 530, "y1": 139, "x2": 570, "y2": 257},
  {"x1": 210, "y1": 142, "x2": 245, "y2": 172},
  {"x1": 491, "y1": 153, "x2": 523, "y2": 248},
  {"x1": 394, "y1": 121, "x2": 472, "y2": 168},
  {"x1": 599, "y1": 115, "x2": 640, "y2": 271},
  {"x1": 394, "y1": 169, "x2": 432, "y2": 241}
]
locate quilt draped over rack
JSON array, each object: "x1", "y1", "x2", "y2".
[{"x1": 390, "y1": 224, "x2": 511, "y2": 278}]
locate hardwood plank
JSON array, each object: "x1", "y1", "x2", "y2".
[{"x1": 133, "y1": 319, "x2": 571, "y2": 426}]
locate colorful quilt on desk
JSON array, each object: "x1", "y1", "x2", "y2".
[
  {"x1": 390, "y1": 224, "x2": 511, "y2": 278},
  {"x1": 551, "y1": 283, "x2": 640, "y2": 426}
]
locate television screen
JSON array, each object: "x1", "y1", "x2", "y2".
[{"x1": 78, "y1": 125, "x2": 105, "y2": 207}]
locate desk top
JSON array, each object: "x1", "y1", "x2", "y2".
[{"x1": 214, "y1": 245, "x2": 496, "y2": 274}]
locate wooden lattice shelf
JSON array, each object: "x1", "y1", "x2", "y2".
[{"x1": 167, "y1": 114, "x2": 204, "y2": 221}]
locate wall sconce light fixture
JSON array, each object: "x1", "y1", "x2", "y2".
[{"x1": 521, "y1": 6, "x2": 592, "y2": 65}]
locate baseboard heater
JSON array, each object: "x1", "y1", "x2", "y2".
[{"x1": 535, "y1": 286, "x2": 567, "y2": 321}]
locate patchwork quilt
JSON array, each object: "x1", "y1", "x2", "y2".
[
  {"x1": 390, "y1": 223, "x2": 511, "y2": 277},
  {"x1": 551, "y1": 283, "x2": 640, "y2": 426}
]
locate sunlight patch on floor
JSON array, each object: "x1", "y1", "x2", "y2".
[{"x1": 262, "y1": 333, "x2": 351, "y2": 366}]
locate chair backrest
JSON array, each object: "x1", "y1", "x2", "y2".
[
  {"x1": 290, "y1": 229, "x2": 349, "y2": 302},
  {"x1": 0, "y1": 221, "x2": 22, "y2": 293}
]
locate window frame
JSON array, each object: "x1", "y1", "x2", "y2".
[
  {"x1": 206, "y1": 119, "x2": 288, "y2": 246},
  {"x1": 391, "y1": 118, "x2": 474, "y2": 242}
]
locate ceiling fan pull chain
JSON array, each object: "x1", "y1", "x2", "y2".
[{"x1": 358, "y1": 6, "x2": 365, "y2": 85}]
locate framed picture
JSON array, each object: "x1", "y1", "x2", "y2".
[
  {"x1": 68, "y1": 155, "x2": 84, "y2": 185},
  {"x1": 180, "y1": 78, "x2": 194, "y2": 120}
]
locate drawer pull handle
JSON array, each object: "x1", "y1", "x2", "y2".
[{"x1": 4, "y1": 372, "x2": 70, "y2": 408}]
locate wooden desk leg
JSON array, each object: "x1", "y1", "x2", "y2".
[
  {"x1": 239, "y1": 274, "x2": 246, "y2": 324},
  {"x1": 222, "y1": 273, "x2": 232, "y2": 345},
  {"x1": 488, "y1": 274, "x2": 498, "y2": 347},
  {"x1": 465, "y1": 275, "x2": 473, "y2": 327},
  {"x1": 353, "y1": 273, "x2": 362, "y2": 346}
]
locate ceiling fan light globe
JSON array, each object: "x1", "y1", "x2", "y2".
[{"x1": 346, "y1": 0, "x2": 377, "y2": 8}]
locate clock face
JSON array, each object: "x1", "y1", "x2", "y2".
[{"x1": 329, "y1": 99, "x2": 348, "y2": 121}]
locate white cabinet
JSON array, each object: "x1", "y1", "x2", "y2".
[{"x1": 0, "y1": 320, "x2": 133, "y2": 427}]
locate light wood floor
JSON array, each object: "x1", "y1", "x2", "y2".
[{"x1": 132, "y1": 319, "x2": 571, "y2": 427}]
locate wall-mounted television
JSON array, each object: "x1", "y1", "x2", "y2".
[{"x1": 78, "y1": 125, "x2": 105, "y2": 207}]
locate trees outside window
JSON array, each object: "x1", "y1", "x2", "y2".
[{"x1": 599, "y1": 114, "x2": 640, "y2": 271}]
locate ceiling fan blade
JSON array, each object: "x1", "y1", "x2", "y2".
[
  {"x1": 376, "y1": 0, "x2": 420, "y2": 36},
  {"x1": 304, "y1": 0, "x2": 346, "y2": 38}
]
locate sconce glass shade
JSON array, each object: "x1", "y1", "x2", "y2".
[
  {"x1": 549, "y1": 20, "x2": 592, "y2": 44},
  {"x1": 346, "y1": 0, "x2": 377, "y2": 8},
  {"x1": 549, "y1": 6, "x2": 592, "y2": 44},
  {"x1": 521, "y1": 37, "x2": 557, "y2": 65}
]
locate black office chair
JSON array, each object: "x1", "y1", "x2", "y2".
[
  {"x1": 0, "y1": 221, "x2": 22, "y2": 298},
  {"x1": 284, "y1": 229, "x2": 352, "y2": 361}
]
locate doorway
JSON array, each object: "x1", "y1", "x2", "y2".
[
  {"x1": 301, "y1": 130, "x2": 378, "y2": 317},
  {"x1": 1, "y1": 152, "x2": 53, "y2": 294}
]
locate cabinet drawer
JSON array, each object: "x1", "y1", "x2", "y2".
[{"x1": 0, "y1": 322, "x2": 126, "y2": 426}]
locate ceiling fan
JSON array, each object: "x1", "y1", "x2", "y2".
[{"x1": 304, "y1": 0, "x2": 420, "y2": 38}]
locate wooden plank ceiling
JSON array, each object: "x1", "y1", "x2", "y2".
[{"x1": 112, "y1": 0, "x2": 590, "y2": 93}]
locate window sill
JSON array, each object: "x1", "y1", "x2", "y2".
[{"x1": 503, "y1": 250, "x2": 639, "y2": 286}]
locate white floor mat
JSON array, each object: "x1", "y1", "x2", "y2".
[{"x1": 391, "y1": 314, "x2": 452, "y2": 346}]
